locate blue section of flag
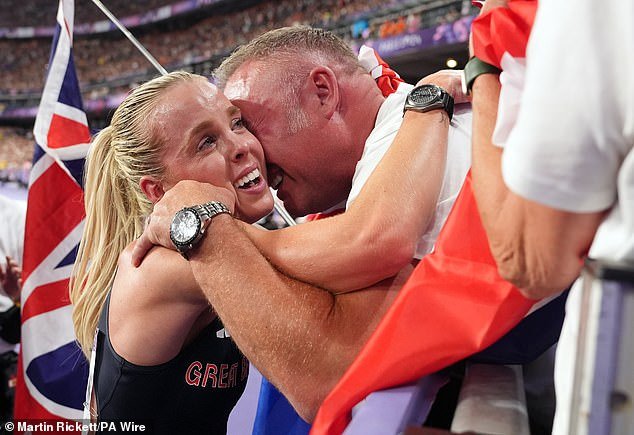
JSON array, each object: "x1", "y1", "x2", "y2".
[
  {"x1": 26, "y1": 341, "x2": 89, "y2": 409},
  {"x1": 253, "y1": 378, "x2": 311, "y2": 435},
  {"x1": 63, "y1": 157, "x2": 86, "y2": 188},
  {"x1": 58, "y1": 53, "x2": 84, "y2": 110},
  {"x1": 32, "y1": 143, "x2": 46, "y2": 166},
  {"x1": 56, "y1": 243, "x2": 80, "y2": 269},
  {"x1": 470, "y1": 289, "x2": 569, "y2": 364}
]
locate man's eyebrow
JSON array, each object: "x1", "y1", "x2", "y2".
[{"x1": 228, "y1": 105, "x2": 240, "y2": 117}]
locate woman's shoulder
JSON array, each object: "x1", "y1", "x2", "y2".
[{"x1": 114, "y1": 241, "x2": 206, "y2": 307}]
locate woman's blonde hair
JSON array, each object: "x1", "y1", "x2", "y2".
[{"x1": 70, "y1": 71, "x2": 198, "y2": 357}]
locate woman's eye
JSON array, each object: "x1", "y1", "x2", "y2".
[{"x1": 197, "y1": 136, "x2": 216, "y2": 151}]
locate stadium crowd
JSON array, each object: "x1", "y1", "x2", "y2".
[
  {"x1": 1, "y1": 0, "x2": 467, "y2": 95},
  {"x1": 0, "y1": 127, "x2": 32, "y2": 187},
  {"x1": 0, "y1": 0, "x2": 179, "y2": 28},
  {"x1": 1, "y1": 0, "x2": 469, "y2": 177}
]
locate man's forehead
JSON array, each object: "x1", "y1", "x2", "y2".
[{"x1": 223, "y1": 61, "x2": 270, "y2": 101}]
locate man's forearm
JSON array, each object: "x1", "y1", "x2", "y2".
[{"x1": 189, "y1": 214, "x2": 400, "y2": 420}]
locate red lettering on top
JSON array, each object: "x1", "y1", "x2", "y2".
[
  {"x1": 219, "y1": 364, "x2": 229, "y2": 388},
  {"x1": 228, "y1": 362, "x2": 238, "y2": 388},
  {"x1": 202, "y1": 364, "x2": 218, "y2": 388},
  {"x1": 185, "y1": 361, "x2": 202, "y2": 387}
]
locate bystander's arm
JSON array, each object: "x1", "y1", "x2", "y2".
[{"x1": 470, "y1": 74, "x2": 605, "y2": 299}]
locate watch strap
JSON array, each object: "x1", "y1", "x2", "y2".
[
  {"x1": 198, "y1": 201, "x2": 231, "y2": 221},
  {"x1": 462, "y1": 56, "x2": 502, "y2": 95},
  {"x1": 173, "y1": 201, "x2": 231, "y2": 259}
]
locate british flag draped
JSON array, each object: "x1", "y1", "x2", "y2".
[{"x1": 14, "y1": 0, "x2": 90, "y2": 425}]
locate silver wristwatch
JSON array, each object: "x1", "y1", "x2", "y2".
[{"x1": 169, "y1": 201, "x2": 231, "y2": 259}]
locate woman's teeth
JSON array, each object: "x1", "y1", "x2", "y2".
[{"x1": 236, "y1": 168, "x2": 261, "y2": 189}]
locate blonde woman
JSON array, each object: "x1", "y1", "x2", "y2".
[{"x1": 70, "y1": 71, "x2": 274, "y2": 434}]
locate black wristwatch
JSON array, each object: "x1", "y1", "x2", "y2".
[
  {"x1": 403, "y1": 84, "x2": 454, "y2": 121},
  {"x1": 169, "y1": 201, "x2": 231, "y2": 259}
]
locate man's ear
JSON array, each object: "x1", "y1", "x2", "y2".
[
  {"x1": 307, "y1": 66, "x2": 339, "y2": 119},
  {"x1": 139, "y1": 175, "x2": 165, "y2": 204}
]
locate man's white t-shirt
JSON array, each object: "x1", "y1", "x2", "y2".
[
  {"x1": 499, "y1": 1, "x2": 634, "y2": 433},
  {"x1": 346, "y1": 83, "x2": 472, "y2": 258}
]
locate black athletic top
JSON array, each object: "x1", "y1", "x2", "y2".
[{"x1": 94, "y1": 294, "x2": 248, "y2": 434}]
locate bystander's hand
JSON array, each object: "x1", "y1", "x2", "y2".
[
  {"x1": 131, "y1": 180, "x2": 236, "y2": 267},
  {"x1": 0, "y1": 256, "x2": 22, "y2": 303}
]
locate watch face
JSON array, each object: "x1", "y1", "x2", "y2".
[
  {"x1": 409, "y1": 85, "x2": 442, "y2": 105},
  {"x1": 170, "y1": 209, "x2": 200, "y2": 245}
]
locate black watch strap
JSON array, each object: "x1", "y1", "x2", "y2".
[{"x1": 462, "y1": 56, "x2": 502, "y2": 94}]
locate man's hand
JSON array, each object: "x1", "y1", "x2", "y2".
[
  {"x1": 417, "y1": 70, "x2": 470, "y2": 104},
  {"x1": 131, "y1": 181, "x2": 236, "y2": 267},
  {"x1": 0, "y1": 256, "x2": 22, "y2": 302}
]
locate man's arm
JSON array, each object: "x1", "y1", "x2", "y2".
[
  {"x1": 471, "y1": 74, "x2": 605, "y2": 298},
  {"x1": 132, "y1": 73, "x2": 463, "y2": 292},
  {"x1": 243, "y1": 106, "x2": 450, "y2": 293},
  {"x1": 189, "y1": 214, "x2": 406, "y2": 421}
]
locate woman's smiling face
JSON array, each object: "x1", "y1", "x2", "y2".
[{"x1": 152, "y1": 78, "x2": 273, "y2": 223}]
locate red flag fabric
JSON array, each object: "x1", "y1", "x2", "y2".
[
  {"x1": 357, "y1": 45, "x2": 404, "y2": 97},
  {"x1": 311, "y1": 45, "x2": 535, "y2": 434},
  {"x1": 311, "y1": 176, "x2": 534, "y2": 434},
  {"x1": 471, "y1": 0, "x2": 537, "y2": 68}
]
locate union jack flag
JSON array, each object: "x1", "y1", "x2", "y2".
[{"x1": 14, "y1": 0, "x2": 90, "y2": 426}]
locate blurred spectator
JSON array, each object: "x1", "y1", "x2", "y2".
[
  {"x1": 0, "y1": 127, "x2": 33, "y2": 188},
  {"x1": 0, "y1": 195, "x2": 26, "y2": 421}
]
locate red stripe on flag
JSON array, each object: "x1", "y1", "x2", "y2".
[
  {"x1": 22, "y1": 163, "x2": 84, "y2": 282},
  {"x1": 21, "y1": 279, "x2": 72, "y2": 323},
  {"x1": 47, "y1": 114, "x2": 90, "y2": 149}
]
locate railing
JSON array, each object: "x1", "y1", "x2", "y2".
[{"x1": 569, "y1": 258, "x2": 634, "y2": 435}]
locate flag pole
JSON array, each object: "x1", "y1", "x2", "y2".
[
  {"x1": 90, "y1": 0, "x2": 167, "y2": 76},
  {"x1": 89, "y1": 0, "x2": 296, "y2": 226}
]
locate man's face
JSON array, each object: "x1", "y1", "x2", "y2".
[{"x1": 223, "y1": 61, "x2": 350, "y2": 216}]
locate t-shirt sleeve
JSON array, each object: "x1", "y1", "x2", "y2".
[{"x1": 501, "y1": 0, "x2": 632, "y2": 213}]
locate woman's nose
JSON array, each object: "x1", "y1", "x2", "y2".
[{"x1": 226, "y1": 136, "x2": 250, "y2": 162}]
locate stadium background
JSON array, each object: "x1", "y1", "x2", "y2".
[{"x1": 0, "y1": 0, "x2": 476, "y2": 198}]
